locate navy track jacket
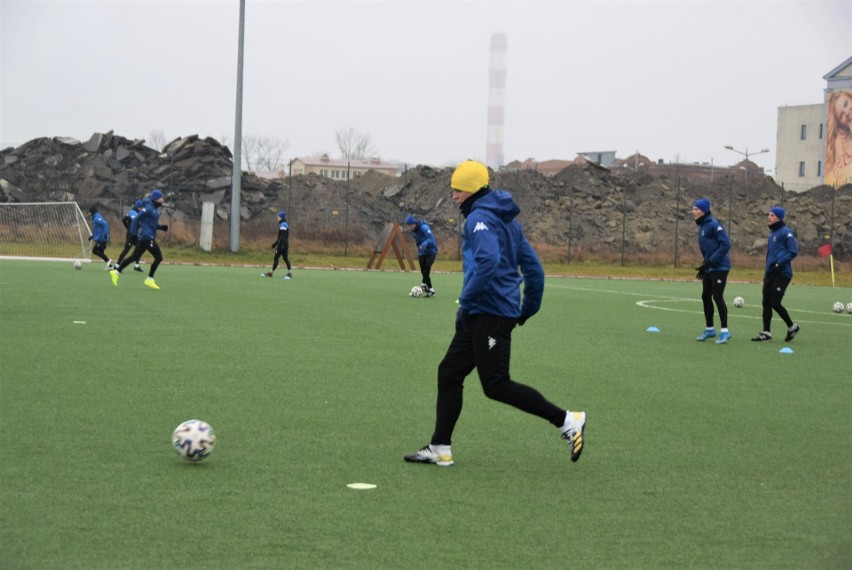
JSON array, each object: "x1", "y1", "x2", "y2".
[
  {"x1": 459, "y1": 189, "x2": 544, "y2": 320},
  {"x1": 695, "y1": 214, "x2": 731, "y2": 272}
]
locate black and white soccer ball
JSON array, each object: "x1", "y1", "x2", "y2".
[
  {"x1": 172, "y1": 419, "x2": 216, "y2": 462},
  {"x1": 409, "y1": 286, "x2": 424, "y2": 298},
  {"x1": 832, "y1": 302, "x2": 845, "y2": 314},
  {"x1": 74, "y1": 261, "x2": 83, "y2": 270},
  {"x1": 733, "y1": 296, "x2": 744, "y2": 308},
  {"x1": 847, "y1": 302, "x2": 852, "y2": 315}
]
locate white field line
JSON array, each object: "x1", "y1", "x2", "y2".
[{"x1": 547, "y1": 283, "x2": 852, "y2": 328}]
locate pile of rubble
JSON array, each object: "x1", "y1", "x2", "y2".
[{"x1": 1, "y1": 131, "x2": 850, "y2": 260}]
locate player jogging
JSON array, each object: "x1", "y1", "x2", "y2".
[
  {"x1": 115, "y1": 200, "x2": 144, "y2": 272},
  {"x1": 88, "y1": 206, "x2": 113, "y2": 270},
  {"x1": 404, "y1": 160, "x2": 587, "y2": 467},
  {"x1": 261, "y1": 211, "x2": 292, "y2": 280},
  {"x1": 110, "y1": 189, "x2": 168, "y2": 290}
]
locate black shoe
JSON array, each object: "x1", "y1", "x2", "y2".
[
  {"x1": 133, "y1": 265, "x2": 144, "y2": 272},
  {"x1": 751, "y1": 331, "x2": 772, "y2": 342},
  {"x1": 784, "y1": 324, "x2": 800, "y2": 342}
]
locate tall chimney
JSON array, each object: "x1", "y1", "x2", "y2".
[{"x1": 486, "y1": 33, "x2": 507, "y2": 170}]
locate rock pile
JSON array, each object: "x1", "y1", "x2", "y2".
[{"x1": 1, "y1": 131, "x2": 850, "y2": 260}]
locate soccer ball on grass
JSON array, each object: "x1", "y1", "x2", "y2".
[
  {"x1": 74, "y1": 261, "x2": 82, "y2": 270},
  {"x1": 409, "y1": 286, "x2": 424, "y2": 298},
  {"x1": 172, "y1": 419, "x2": 216, "y2": 462},
  {"x1": 733, "y1": 296, "x2": 744, "y2": 308},
  {"x1": 832, "y1": 302, "x2": 845, "y2": 314},
  {"x1": 847, "y1": 302, "x2": 852, "y2": 314}
]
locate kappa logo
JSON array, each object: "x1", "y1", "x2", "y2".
[
  {"x1": 473, "y1": 221, "x2": 489, "y2": 233},
  {"x1": 487, "y1": 336, "x2": 497, "y2": 350}
]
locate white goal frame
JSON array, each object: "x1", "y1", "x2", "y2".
[{"x1": 0, "y1": 202, "x2": 93, "y2": 262}]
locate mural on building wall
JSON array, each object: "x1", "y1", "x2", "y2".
[{"x1": 825, "y1": 89, "x2": 852, "y2": 187}]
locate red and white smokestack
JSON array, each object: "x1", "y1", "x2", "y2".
[{"x1": 486, "y1": 33, "x2": 507, "y2": 170}]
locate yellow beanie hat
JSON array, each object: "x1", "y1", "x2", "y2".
[{"x1": 451, "y1": 160, "x2": 489, "y2": 194}]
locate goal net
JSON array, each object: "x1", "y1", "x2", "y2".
[{"x1": 0, "y1": 202, "x2": 92, "y2": 261}]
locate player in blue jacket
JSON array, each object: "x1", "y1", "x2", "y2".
[
  {"x1": 110, "y1": 189, "x2": 168, "y2": 290},
  {"x1": 404, "y1": 160, "x2": 587, "y2": 467},
  {"x1": 88, "y1": 206, "x2": 113, "y2": 270},
  {"x1": 753, "y1": 206, "x2": 800, "y2": 342},
  {"x1": 261, "y1": 211, "x2": 292, "y2": 279},
  {"x1": 692, "y1": 198, "x2": 732, "y2": 344},
  {"x1": 115, "y1": 200, "x2": 144, "y2": 272},
  {"x1": 405, "y1": 214, "x2": 438, "y2": 296}
]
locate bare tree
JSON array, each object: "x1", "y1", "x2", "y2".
[
  {"x1": 336, "y1": 127, "x2": 375, "y2": 160},
  {"x1": 235, "y1": 135, "x2": 289, "y2": 172},
  {"x1": 148, "y1": 130, "x2": 167, "y2": 151}
]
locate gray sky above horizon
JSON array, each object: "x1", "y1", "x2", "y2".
[{"x1": 2, "y1": 0, "x2": 851, "y2": 173}]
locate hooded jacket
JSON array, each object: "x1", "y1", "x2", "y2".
[
  {"x1": 458, "y1": 189, "x2": 544, "y2": 320},
  {"x1": 695, "y1": 213, "x2": 731, "y2": 272},
  {"x1": 411, "y1": 220, "x2": 438, "y2": 256},
  {"x1": 765, "y1": 221, "x2": 798, "y2": 278},
  {"x1": 136, "y1": 199, "x2": 162, "y2": 241},
  {"x1": 90, "y1": 212, "x2": 110, "y2": 243}
]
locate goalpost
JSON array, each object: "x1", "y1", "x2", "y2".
[{"x1": 0, "y1": 202, "x2": 92, "y2": 262}]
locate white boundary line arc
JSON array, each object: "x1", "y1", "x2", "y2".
[{"x1": 636, "y1": 299, "x2": 852, "y2": 328}]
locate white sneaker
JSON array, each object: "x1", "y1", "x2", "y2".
[
  {"x1": 403, "y1": 444, "x2": 453, "y2": 466},
  {"x1": 560, "y1": 411, "x2": 587, "y2": 462}
]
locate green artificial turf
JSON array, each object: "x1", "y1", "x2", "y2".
[{"x1": 1, "y1": 260, "x2": 850, "y2": 568}]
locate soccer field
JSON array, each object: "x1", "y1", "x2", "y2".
[{"x1": 1, "y1": 260, "x2": 850, "y2": 568}]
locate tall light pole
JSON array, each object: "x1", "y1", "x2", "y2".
[
  {"x1": 724, "y1": 145, "x2": 769, "y2": 182},
  {"x1": 229, "y1": 0, "x2": 246, "y2": 252}
]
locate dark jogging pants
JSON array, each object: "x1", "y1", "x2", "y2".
[{"x1": 430, "y1": 311, "x2": 566, "y2": 446}]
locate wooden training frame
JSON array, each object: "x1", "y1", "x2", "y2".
[{"x1": 367, "y1": 223, "x2": 415, "y2": 270}]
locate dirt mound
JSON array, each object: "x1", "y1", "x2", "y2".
[{"x1": 1, "y1": 132, "x2": 850, "y2": 260}]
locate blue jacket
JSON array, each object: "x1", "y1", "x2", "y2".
[
  {"x1": 91, "y1": 212, "x2": 110, "y2": 243},
  {"x1": 695, "y1": 214, "x2": 731, "y2": 272},
  {"x1": 459, "y1": 189, "x2": 544, "y2": 320},
  {"x1": 765, "y1": 222, "x2": 798, "y2": 278},
  {"x1": 123, "y1": 207, "x2": 139, "y2": 237},
  {"x1": 136, "y1": 199, "x2": 162, "y2": 241},
  {"x1": 410, "y1": 220, "x2": 438, "y2": 256}
]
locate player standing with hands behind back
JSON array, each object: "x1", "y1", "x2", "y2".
[
  {"x1": 404, "y1": 160, "x2": 586, "y2": 467},
  {"x1": 261, "y1": 211, "x2": 292, "y2": 280}
]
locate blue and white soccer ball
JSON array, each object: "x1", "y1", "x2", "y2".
[
  {"x1": 410, "y1": 286, "x2": 424, "y2": 298},
  {"x1": 832, "y1": 302, "x2": 845, "y2": 314},
  {"x1": 733, "y1": 296, "x2": 745, "y2": 308},
  {"x1": 172, "y1": 419, "x2": 216, "y2": 462}
]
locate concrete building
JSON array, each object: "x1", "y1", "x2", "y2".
[
  {"x1": 290, "y1": 155, "x2": 399, "y2": 179},
  {"x1": 775, "y1": 55, "x2": 852, "y2": 191},
  {"x1": 775, "y1": 104, "x2": 825, "y2": 192}
]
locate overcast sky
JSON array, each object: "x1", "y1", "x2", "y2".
[{"x1": 2, "y1": 0, "x2": 850, "y2": 172}]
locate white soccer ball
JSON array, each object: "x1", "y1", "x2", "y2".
[
  {"x1": 832, "y1": 302, "x2": 845, "y2": 314},
  {"x1": 847, "y1": 302, "x2": 852, "y2": 314},
  {"x1": 172, "y1": 419, "x2": 216, "y2": 462},
  {"x1": 733, "y1": 296, "x2": 744, "y2": 308},
  {"x1": 74, "y1": 261, "x2": 82, "y2": 270},
  {"x1": 410, "y1": 286, "x2": 423, "y2": 297}
]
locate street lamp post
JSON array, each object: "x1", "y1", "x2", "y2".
[{"x1": 724, "y1": 145, "x2": 769, "y2": 182}]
